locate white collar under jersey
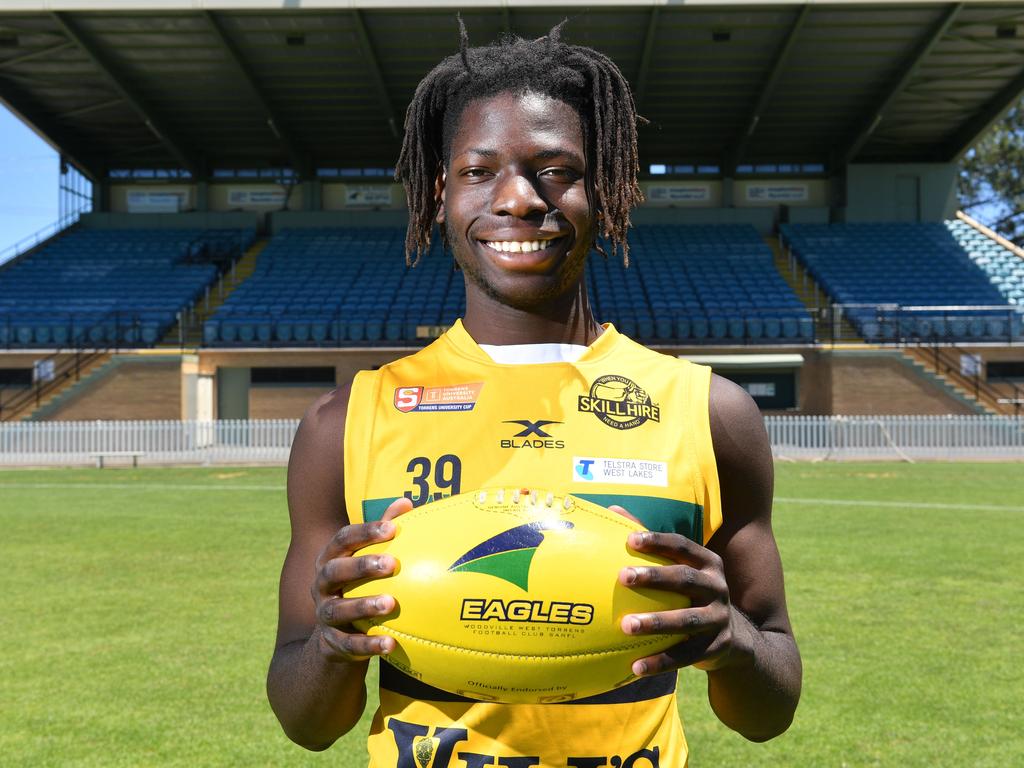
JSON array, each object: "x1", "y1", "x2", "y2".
[{"x1": 478, "y1": 342, "x2": 589, "y2": 365}]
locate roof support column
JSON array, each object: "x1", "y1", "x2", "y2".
[
  {"x1": 195, "y1": 181, "x2": 209, "y2": 213},
  {"x1": 304, "y1": 179, "x2": 322, "y2": 212},
  {"x1": 92, "y1": 177, "x2": 110, "y2": 214}
]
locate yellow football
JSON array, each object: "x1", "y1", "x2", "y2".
[{"x1": 346, "y1": 487, "x2": 689, "y2": 704}]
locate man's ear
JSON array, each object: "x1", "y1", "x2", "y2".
[{"x1": 434, "y1": 169, "x2": 446, "y2": 225}]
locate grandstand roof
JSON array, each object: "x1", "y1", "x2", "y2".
[{"x1": 2, "y1": 1, "x2": 1023, "y2": 180}]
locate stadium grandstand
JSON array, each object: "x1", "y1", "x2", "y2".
[{"x1": 2, "y1": 0, "x2": 1024, "y2": 428}]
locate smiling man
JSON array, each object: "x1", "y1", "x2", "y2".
[{"x1": 267, "y1": 23, "x2": 801, "y2": 767}]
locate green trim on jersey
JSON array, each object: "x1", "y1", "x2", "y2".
[{"x1": 363, "y1": 493, "x2": 702, "y2": 543}]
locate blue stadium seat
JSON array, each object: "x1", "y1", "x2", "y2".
[
  {"x1": 674, "y1": 316, "x2": 690, "y2": 340},
  {"x1": 0, "y1": 227, "x2": 247, "y2": 349},
  {"x1": 203, "y1": 321, "x2": 219, "y2": 344},
  {"x1": 385, "y1": 319, "x2": 403, "y2": 341},
  {"x1": 347, "y1": 320, "x2": 365, "y2": 342},
  {"x1": 783, "y1": 222, "x2": 1017, "y2": 342}
]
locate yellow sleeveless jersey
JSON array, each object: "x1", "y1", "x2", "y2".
[{"x1": 344, "y1": 319, "x2": 722, "y2": 768}]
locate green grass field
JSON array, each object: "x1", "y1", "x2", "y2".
[{"x1": 1, "y1": 463, "x2": 1021, "y2": 767}]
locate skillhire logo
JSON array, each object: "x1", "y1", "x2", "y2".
[
  {"x1": 500, "y1": 419, "x2": 565, "y2": 449},
  {"x1": 578, "y1": 375, "x2": 661, "y2": 430},
  {"x1": 449, "y1": 520, "x2": 594, "y2": 626}
]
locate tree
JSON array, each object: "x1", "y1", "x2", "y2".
[{"x1": 958, "y1": 95, "x2": 1024, "y2": 246}]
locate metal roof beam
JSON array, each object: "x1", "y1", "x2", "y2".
[
  {"x1": 944, "y1": 66, "x2": 1024, "y2": 161},
  {"x1": 51, "y1": 11, "x2": 199, "y2": 174},
  {"x1": 351, "y1": 9, "x2": 399, "y2": 140},
  {"x1": 728, "y1": 4, "x2": 809, "y2": 173},
  {"x1": 0, "y1": 41, "x2": 73, "y2": 71},
  {"x1": 839, "y1": 2, "x2": 963, "y2": 165},
  {"x1": 634, "y1": 7, "x2": 659, "y2": 115},
  {"x1": 203, "y1": 11, "x2": 309, "y2": 175},
  {"x1": 58, "y1": 97, "x2": 124, "y2": 119}
]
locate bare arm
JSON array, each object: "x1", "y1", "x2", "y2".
[
  {"x1": 702, "y1": 373, "x2": 801, "y2": 739},
  {"x1": 619, "y1": 373, "x2": 801, "y2": 741},
  {"x1": 266, "y1": 384, "x2": 407, "y2": 751}
]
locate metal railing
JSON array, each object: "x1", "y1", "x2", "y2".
[
  {"x1": 0, "y1": 306, "x2": 196, "y2": 421},
  {"x1": 0, "y1": 416, "x2": 1021, "y2": 466},
  {"x1": 0, "y1": 210, "x2": 82, "y2": 270},
  {"x1": 0, "y1": 349, "x2": 105, "y2": 422},
  {"x1": 0, "y1": 419, "x2": 298, "y2": 465},
  {"x1": 920, "y1": 342, "x2": 1024, "y2": 414},
  {"x1": 767, "y1": 414, "x2": 1024, "y2": 461}
]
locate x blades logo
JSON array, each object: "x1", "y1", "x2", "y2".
[
  {"x1": 448, "y1": 520, "x2": 572, "y2": 591},
  {"x1": 504, "y1": 419, "x2": 559, "y2": 438},
  {"x1": 500, "y1": 419, "x2": 565, "y2": 449}
]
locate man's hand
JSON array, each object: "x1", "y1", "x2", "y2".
[
  {"x1": 312, "y1": 497, "x2": 412, "y2": 662},
  {"x1": 617, "y1": 527, "x2": 749, "y2": 676}
]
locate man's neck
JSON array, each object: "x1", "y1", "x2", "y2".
[{"x1": 461, "y1": 285, "x2": 603, "y2": 346}]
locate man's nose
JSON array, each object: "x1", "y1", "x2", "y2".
[{"x1": 491, "y1": 172, "x2": 547, "y2": 218}]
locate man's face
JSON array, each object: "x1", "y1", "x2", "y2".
[{"x1": 438, "y1": 90, "x2": 596, "y2": 311}]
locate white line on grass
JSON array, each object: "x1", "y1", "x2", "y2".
[
  {"x1": 775, "y1": 496, "x2": 1023, "y2": 513},
  {"x1": 1, "y1": 483, "x2": 1020, "y2": 513},
  {"x1": 0, "y1": 481, "x2": 285, "y2": 492}
]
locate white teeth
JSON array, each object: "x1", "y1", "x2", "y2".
[{"x1": 484, "y1": 239, "x2": 556, "y2": 253}]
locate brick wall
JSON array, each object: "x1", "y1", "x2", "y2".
[
  {"x1": 249, "y1": 385, "x2": 335, "y2": 419},
  {"x1": 50, "y1": 358, "x2": 181, "y2": 421},
  {"x1": 827, "y1": 352, "x2": 976, "y2": 415}
]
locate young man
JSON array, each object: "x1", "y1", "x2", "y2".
[{"x1": 268, "y1": 25, "x2": 801, "y2": 767}]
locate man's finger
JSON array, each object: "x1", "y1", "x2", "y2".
[
  {"x1": 318, "y1": 594, "x2": 397, "y2": 628},
  {"x1": 620, "y1": 605, "x2": 713, "y2": 637},
  {"x1": 607, "y1": 504, "x2": 643, "y2": 526},
  {"x1": 317, "y1": 520, "x2": 396, "y2": 565},
  {"x1": 318, "y1": 625, "x2": 395, "y2": 662},
  {"x1": 629, "y1": 634, "x2": 717, "y2": 677},
  {"x1": 619, "y1": 564, "x2": 722, "y2": 602},
  {"x1": 381, "y1": 496, "x2": 414, "y2": 522},
  {"x1": 626, "y1": 530, "x2": 721, "y2": 569},
  {"x1": 319, "y1": 552, "x2": 396, "y2": 593}
]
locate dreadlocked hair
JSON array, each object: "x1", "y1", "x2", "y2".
[{"x1": 395, "y1": 17, "x2": 645, "y2": 267}]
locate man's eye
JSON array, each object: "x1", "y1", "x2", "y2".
[
  {"x1": 541, "y1": 167, "x2": 580, "y2": 180},
  {"x1": 463, "y1": 168, "x2": 491, "y2": 178}
]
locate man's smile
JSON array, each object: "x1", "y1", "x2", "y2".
[{"x1": 480, "y1": 235, "x2": 567, "y2": 254}]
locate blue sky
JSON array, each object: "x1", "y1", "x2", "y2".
[{"x1": 0, "y1": 103, "x2": 60, "y2": 259}]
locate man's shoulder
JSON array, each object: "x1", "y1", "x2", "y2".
[
  {"x1": 709, "y1": 373, "x2": 763, "y2": 439},
  {"x1": 707, "y1": 373, "x2": 772, "y2": 526},
  {"x1": 294, "y1": 384, "x2": 351, "y2": 449}
]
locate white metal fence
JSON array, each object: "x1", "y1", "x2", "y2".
[
  {"x1": 0, "y1": 416, "x2": 1021, "y2": 466},
  {"x1": 0, "y1": 419, "x2": 299, "y2": 466},
  {"x1": 766, "y1": 415, "x2": 1024, "y2": 461}
]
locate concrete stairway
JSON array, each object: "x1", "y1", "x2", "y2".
[
  {"x1": 158, "y1": 238, "x2": 268, "y2": 348},
  {"x1": 1, "y1": 352, "x2": 111, "y2": 422},
  {"x1": 767, "y1": 235, "x2": 862, "y2": 344},
  {"x1": 902, "y1": 346, "x2": 1011, "y2": 416}
]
